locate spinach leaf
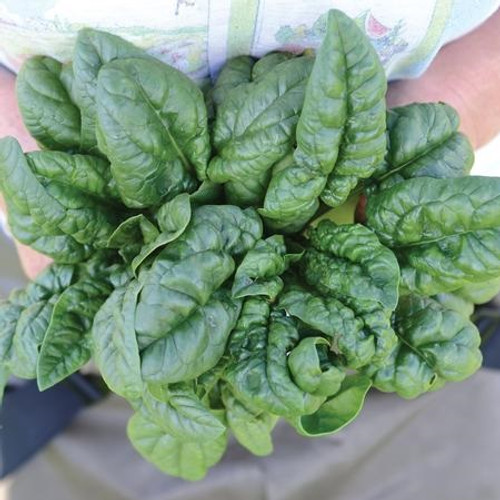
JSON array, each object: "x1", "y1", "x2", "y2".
[
  {"x1": 221, "y1": 385, "x2": 277, "y2": 456},
  {"x1": 16, "y1": 56, "x2": 82, "y2": 151},
  {"x1": 140, "y1": 290, "x2": 241, "y2": 385},
  {"x1": 127, "y1": 410, "x2": 227, "y2": 481},
  {"x1": 141, "y1": 383, "x2": 226, "y2": 441},
  {"x1": 96, "y1": 57, "x2": 210, "y2": 207},
  {"x1": 73, "y1": 28, "x2": 149, "y2": 149},
  {"x1": 210, "y1": 56, "x2": 254, "y2": 107},
  {"x1": 366, "y1": 176, "x2": 500, "y2": 295},
  {"x1": 378, "y1": 103, "x2": 474, "y2": 184},
  {"x1": 208, "y1": 56, "x2": 313, "y2": 206},
  {"x1": 367, "y1": 295, "x2": 482, "y2": 399},
  {"x1": 232, "y1": 235, "x2": 302, "y2": 300},
  {"x1": 279, "y1": 287, "x2": 394, "y2": 369},
  {"x1": 225, "y1": 298, "x2": 325, "y2": 418},
  {"x1": 0, "y1": 138, "x2": 93, "y2": 262},
  {"x1": 37, "y1": 279, "x2": 112, "y2": 389},
  {"x1": 92, "y1": 282, "x2": 143, "y2": 401},
  {"x1": 261, "y1": 9, "x2": 386, "y2": 230},
  {"x1": 291, "y1": 375, "x2": 372, "y2": 437}
]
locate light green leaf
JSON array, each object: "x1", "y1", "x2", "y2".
[
  {"x1": 141, "y1": 383, "x2": 226, "y2": 441},
  {"x1": 292, "y1": 375, "x2": 372, "y2": 436},
  {"x1": 288, "y1": 337, "x2": 345, "y2": 397},
  {"x1": 92, "y1": 282, "x2": 143, "y2": 401},
  {"x1": 127, "y1": 411, "x2": 227, "y2": 481},
  {"x1": 222, "y1": 385, "x2": 277, "y2": 456}
]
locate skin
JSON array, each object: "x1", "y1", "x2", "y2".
[{"x1": 1, "y1": 8, "x2": 500, "y2": 279}]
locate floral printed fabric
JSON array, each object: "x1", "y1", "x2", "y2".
[{"x1": 0, "y1": 0, "x2": 499, "y2": 81}]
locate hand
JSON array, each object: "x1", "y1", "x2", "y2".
[
  {"x1": 387, "y1": 8, "x2": 500, "y2": 150},
  {"x1": 0, "y1": 67, "x2": 52, "y2": 279}
]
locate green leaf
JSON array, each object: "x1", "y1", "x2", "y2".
[
  {"x1": 191, "y1": 205, "x2": 263, "y2": 256},
  {"x1": 288, "y1": 337, "x2": 345, "y2": 397},
  {"x1": 0, "y1": 138, "x2": 92, "y2": 262},
  {"x1": 106, "y1": 214, "x2": 159, "y2": 262},
  {"x1": 7, "y1": 263, "x2": 76, "y2": 379},
  {"x1": 16, "y1": 56, "x2": 82, "y2": 151},
  {"x1": 294, "y1": 10, "x2": 386, "y2": 176},
  {"x1": 141, "y1": 383, "x2": 226, "y2": 441},
  {"x1": 251, "y1": 52, "x2": 294, "y2": 81},
  {"x1": 259, "y1": 163, "x2": 324, "y2": 232},
  {"x1": 260, "y1": 9, "x2": 387, "y2": 229},
  {"x1": 0, "y1": 302, "x2": 24, "y2": 367},
  {"x1": 454, "y1": 277, "x2": 500, "y2": 305},
  {"x1": 141, "y1": 290, "x2": 241, "y2": 384},
  {"x1": 279, "y1": 287, "x2": 395, "y2": 369},
  {"x1": 72, "y1": 28, "x2": 149, "y2": 150},
  {"x1": 225, "y1": 298, "x2": 325, "y2": 418},
  {"x1": 133, "y1": 205, "x2": 261, "y2": 350},
  {"x1": 222, "y1": 385, "x2": 277, "y2": 456},
  {"x1": 92, "y1": 282, "x2": 143, "y2": 401},
  {"x1": 432, "y1": 292, "x2": 474, "y2": 318},
  {"x1": 130, "y1": 193, "x2": 192, "y2": 273},
  {"x1": 37, "y1": 279, "x2": 112, "y2": 390},
  {"x1": 211, "y1": 56, "x2": 254, "y2": 107},
  {"x1": 232, "y1": 235, "x2": 301, "y2": 300},
  {"x1": 379, "y1": 103, "x2": 474, "y2": 183},
  {"x1": 291, "y1": 375, "x2": 372, "y2": 437},
  {"x1": 127, "y1": 411, "x2": 227, "y2": 481},
  {"x1": 208, "y1": 56, "x2": 313, "y2": 206},
  {"x1": 305, "y1": 221, "x2": 400, "y2": 310},
  {"x1": 368, "y1": 295, "x2": 482, "y2": 399},
  {"x1": 366, "y1": 176, "x2": 500, "y2": 295},
  {"x1": 96, "y1": 57, "x2": 209, "y2": 207},
  {"x1": 26, "y1": 151, "x2": 121, "y2": 202},
  {"x1": 260, "y1": 9, "x2": 386, "y2": 228},
  {"x1": 10, "y1": 297, "x2": 57, "y2": 379}
]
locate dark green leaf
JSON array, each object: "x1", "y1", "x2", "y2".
[
  {"x1": 0, "y1": 138, "x2": 92, "y2": 262},
  {"x1": 16, "y1": 56, "x2": 82, "y2": 151},
  {"x1": 379, "y1": 103, "x2": 474, "y2": 183},
  {"x1": 279, "y1": 287, "x2": 395, "y2": 369},
  {"x1": 305, "y1": 221, "x2": 400, "y2": 310},
  {"x1": 225, "y1": 298, "x2": 324, "y2": 418},
  {"x1": 208, "y1": 57, "x2": 313, "y2": 206},
  {"x1": 232, "y1": 235, "x2": 301, "y2": 300},
  {"x1": 96, "y1": 57, "x2": 209, "y2": 207},
  {"x1": 366, "y1": 176, "x2": 500, "y2": 295},
  {"x1": 141, "y1": 290, "x2": 241, "y2": 384},
  {"x1": 37, "y1": 279, "x2": 112, "y2": 390},
  {"x1": 73, "y1": 28, "x2": 149, "y2": 149},
  {"x1": 368, "y1": 295, "x2": 482, "y2": 399}
]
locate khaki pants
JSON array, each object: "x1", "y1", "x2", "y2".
[{"x1": 2, "y1": 368, "x2": 500, "y2": 500}]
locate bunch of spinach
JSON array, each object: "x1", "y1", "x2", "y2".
[{"x1": 0, "y1": 9, "x2": 498, "y2": 481}]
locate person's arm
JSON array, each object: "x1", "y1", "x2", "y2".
[
  {"x1": 387, "y1": 8, "x2": 500, "y2": 150},
  {"x1": 0, "y1": 66, "x2": 52, "y2": 279}
]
